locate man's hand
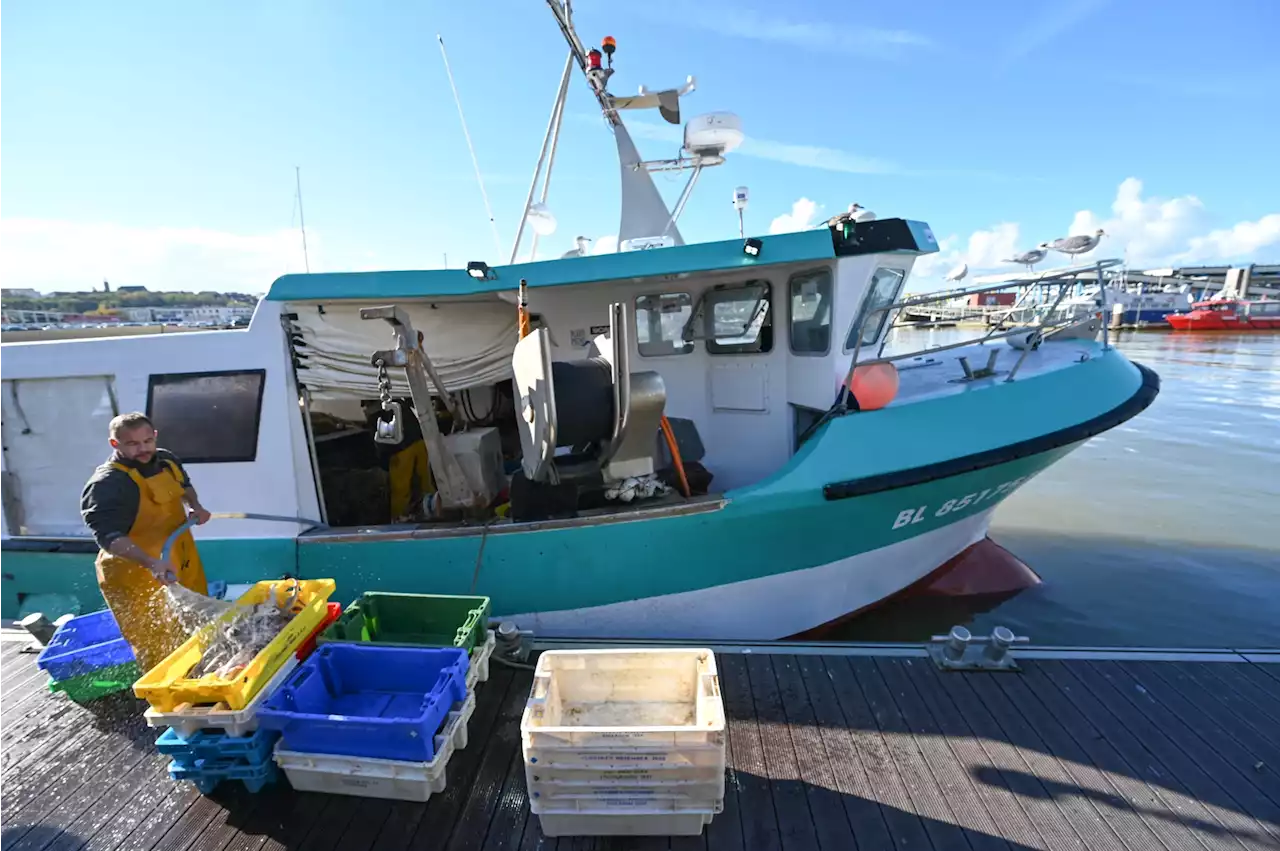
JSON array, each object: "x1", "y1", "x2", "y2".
[
  {"x1": 189, "y1": 506, "x2": 212, "y2": 525},
  {"x1": 145, "y1": 557, "x2": 177, "y2": 585}
]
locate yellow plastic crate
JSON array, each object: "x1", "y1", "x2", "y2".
[{"x1": 134, "y1": 578, "x2": 337, "y2": 712}]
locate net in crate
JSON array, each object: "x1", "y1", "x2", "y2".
[{"x1": 256, "y1": 643, "x2": 468, "y2": 762}]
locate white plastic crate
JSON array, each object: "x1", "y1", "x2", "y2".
[
  {"x1": 535, "y1": 808, "x2": 717, "y2": 838},
  {"x1": 273, "y1": 691, "x2": 475, "y2": 801},
  {"x1": 143, "y1": 654, "x2": 299, "y2": 738},
  {"x1": 529, "y1": 778, "x2": 725, "y2": 810},
  {"x1": 466, "y1": 630, "x2": 496, "y2": 690},
  {"x1": 526, "y1": 761, "x2": 724, "y2": 786},
  {"x1": 520, "y1": 648, "x2": 724, "y2": 751},
  {"x1": 524, "y1": 741, "x2": 725, "y2": 769}
]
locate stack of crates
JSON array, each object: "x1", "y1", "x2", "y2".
[
  {"x1": 36, "y1": 609, "x2": 140, "y2": 704},
  {"x1": 262, "y1": 593, "x2": 493, "y2": 801},
  {"x1": 261, "y1": 643, "x2": 472, "y2": 801},
  {"x1": 520, "y1": 649, "x2": 727, "y2": 838},
  {"x1": 137, "y1": 580, "x2": 341, "y2": 796}
]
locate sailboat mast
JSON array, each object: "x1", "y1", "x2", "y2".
[{"x1": 296, "y1": 166, "x2": 311, "y2": 273}]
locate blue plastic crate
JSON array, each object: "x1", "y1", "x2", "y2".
[
  {"x1": 167, "y1": 757, "x2": 279, "y2": 794},
  {"x1": 36, "y1": 609, "x2": 135, "y2": 681},
  {"x1": 256, "y1": 643, "x2": 468, "y2": 762},
  {"x1": 156, "y1": 726, "x2": 278, "y2": 767}
]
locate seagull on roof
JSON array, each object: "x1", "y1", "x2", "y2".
[
  {"x1": 825, "y1": 203, "x2": 876, "y2": 229},
  {"x1": 945, "y1": 262, "x2": 969, "y2": 286},
  {"x1": 1050, "y1": 229, "x2": 1106, "y2": 262},
  {"x1": 1002, "y1": 243, "x2": 1050, "y2": 274}
]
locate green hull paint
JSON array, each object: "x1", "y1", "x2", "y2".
[{"x1": 0, "y1": 344, "x2": 1145, "y2": 623}]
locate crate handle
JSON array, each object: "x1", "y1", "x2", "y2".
[
  {"x1": 701, "y1": 673, "x2": 720, "y2": 698},
  {"x1": 528, "y1": 673, "x2": 551, "y2": 704}
]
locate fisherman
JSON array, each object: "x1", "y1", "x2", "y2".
[
  {"x1": 363, "y1": 397, "x2": 435, "y2": 520},
  {"x1": 80, "y1": 412, "x2": 212, "y2": 672}
]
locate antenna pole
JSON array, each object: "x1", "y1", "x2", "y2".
[
  {"x1": 511, "y1": 51, "x2": 574, "y2": 264},
  {"x1": 738, "y1": 210, "x2": 744, "y2": 239},
  {"x1": 528, "y1": 58, "x2": 571, "y2": 262},
  {"x1": 438, "y1": 34, "x2": 502, "y2": 258},
  {"x1": 295, "y1": 166, "x2": 310, "y2": 273}
]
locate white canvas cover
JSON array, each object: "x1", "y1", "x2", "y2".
[{"x1": 287, "y1": 299, "x2": 518, "y2": 401}]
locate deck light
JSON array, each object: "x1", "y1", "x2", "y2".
[
  {"x1": 587, "y1": 48, "x2": 603, "y2": 71},
  {"x1": 467, "y1": 261, "x2": 495, "y2": 281},
  {"x1": 743, "y1": 238, "x2": 762, "y2": 257}
]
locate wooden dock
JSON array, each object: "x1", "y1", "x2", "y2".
[{"x1": 3, "y1": 635, "x2": 1279, "y2": 851}]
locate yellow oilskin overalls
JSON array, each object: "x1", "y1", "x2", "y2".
[
  {"x1": 388, "y1": 440, "x2": 433, "y2": 518},
  {"x1": 95, "y1": 460, "x2": 208, "y2": 673}
]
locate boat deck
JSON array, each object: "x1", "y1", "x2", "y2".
[{"x1": 3, "y1": 636, "x2": 1279, "y2": 851}]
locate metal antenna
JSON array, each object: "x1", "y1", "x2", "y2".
[
  {"x1": 295, "y1": 166, "x2": 310, "y2": 273},
  {"x1": 438, "y1": 34, "x2": 503, "y2": 258}
]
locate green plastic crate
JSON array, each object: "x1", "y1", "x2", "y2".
[
  {"x1": 318, "y1": 593, "x2": 492, "y2": 654},
  {"x1": 48, "y1": 661, "x2": 141, "y2": 704}
]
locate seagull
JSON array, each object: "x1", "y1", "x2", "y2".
[
  {"x1": 1050, "y1": 229, "x2": 1106, "y2": 262},
  {"x1": 945, "y1": 262, "x2": 969, "y2": 287},
  {"x1": 824, "y1": 203, "x2": 876, "y2": 229},
  {"x1": 1002, "y1": 243, "x2": 1050, "y2": 274}
]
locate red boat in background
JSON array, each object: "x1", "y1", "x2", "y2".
[{"x1": 1165, "y1": 298, "x2": 1280, "y2": 330}]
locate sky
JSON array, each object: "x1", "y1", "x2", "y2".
[{"x1": 3, "y1": 0, "x2": 1279, "y2": 294}]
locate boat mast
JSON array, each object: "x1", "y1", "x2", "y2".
[{"x1": 295, "y1": 166, "x2": 310, "y2": 273}]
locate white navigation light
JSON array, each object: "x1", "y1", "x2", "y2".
[
  {"x1": 684, "y1": 112, "x2": 744, "y2": 157},
  {"x1": 733, "y1": 186, "x2": 749, "y2": 212},
  {"x1": 526, "y1": 202, "x2": 558, "y2": 237}
]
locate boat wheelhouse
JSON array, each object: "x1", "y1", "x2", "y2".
[{"x1": 1166, "y1": 298, "x2": 1280, "y2": 331}]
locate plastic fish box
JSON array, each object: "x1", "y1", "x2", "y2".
[
  {"x1": 467, "y1": 630, "x2": 496, "y2": 690},
  {"x1": 525, "y1": 761, "x2": 724, "y2": 787},
  {"x1": 531, "y1": 788, "x2": 724, "y2": 815},
  {"x1": 294, "y1": 602, "x2": 342, "y2": 662},
  {"x1": 318, "y1": 592, "x2": 491, "y2": 655},
  {"x1": 36, "y1": 609, "x2": 135, "y2": 681},
  {"x1": 168, "y1": 756, "x2": 279, "y2": 795},
  {"x1": 528, "y1": 772, "x2": 726, "y2": 805},
  {"x1": 134, "y1": 578, "x2": 336, "y2": 712},
  {"x1": 156, "y1": 726, "x2": 278, "y2": 766},
  {"x1": 534, "y1": 806, "x2": 717, "y2": 838},
  {"x1": 520, "y1": 649, "x2": 725, "y2": 751},
  {"x1": 523, "y1": 741, "x2": 726, "y2": 770},
  {"x1": 256, "y1": 643, "x2": 468, "y2": 762},
  {"x1": 48, "y1": 661, "x2": 141, "y2": 704},
  {"x1": 144, "y1": 654, "x2": 299, "y2": 739},
  {"x1": 273, "y1": 690, "x2": 475, "y2": 802}
]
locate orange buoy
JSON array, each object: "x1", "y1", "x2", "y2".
[{"x1": 847, "y1": 361, "x2": 899, "y2": 410}]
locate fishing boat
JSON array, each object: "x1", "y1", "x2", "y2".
[
  {"x1": 0, "y1": 2, "x2": 1161, "y2": 640},
  {"x1": 1165, "y1": 298, "x2": 1280, "y2": 331}
]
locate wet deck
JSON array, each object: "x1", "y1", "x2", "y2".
[{"x1": 3, "y1": 635, "x2": 1279, "y2": 851}]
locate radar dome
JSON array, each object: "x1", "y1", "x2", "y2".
[
  {"x1": 526, "y1": 202, "x2": 557, "y2": 237},
  {"x1": 683, "y1": 112, "x2": 744, "y2": 157}
]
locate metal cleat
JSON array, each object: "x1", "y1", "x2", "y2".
[{"x1": 927, "y1": 624, "x2": 1029, "y2": 672}]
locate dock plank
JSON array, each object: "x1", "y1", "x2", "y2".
[{"x1": 4, "y1": 644, "x2": 1280, "y2": 851}]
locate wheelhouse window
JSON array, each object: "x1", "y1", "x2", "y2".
[
  {"x1": 789, "y1": 269, "x2": 833, "y2": 355},
  {"x1": 846, "y1": 267, "x2": 906, "y2": 351},
  {"x1": 705, "y1": 280, "x2": 772, "y2": 354},
  {"x1": 635, "y1": 293, "x2": 694, "y2": 357},
  {"x1": 146, "y1": 369, "x2": 266, "y2": 463}
]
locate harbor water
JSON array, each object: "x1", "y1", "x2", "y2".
[{"x1": 836, "y1": 328, "x2": 1280, "y2": 648}]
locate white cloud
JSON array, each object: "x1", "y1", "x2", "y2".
[
  {"x1": 1001, "y1": 0, "x2": 1111, "y2": 68},
  {"x1": 910, "y1": 177, "x2": 1280, "y2": 289},
  {"x1": 685, "y1": 8, "x2": 932, "y2": 59},
  {"x1": 0, "y1": 218, "x2": 312, "y2": 293},
  {"x1": 769, "y1": 199, "x2": 822, "y2": 234}
]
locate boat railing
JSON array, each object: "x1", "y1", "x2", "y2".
[{"x1": 840, "y1": 259, "x2": 1122, "y2": 403}]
